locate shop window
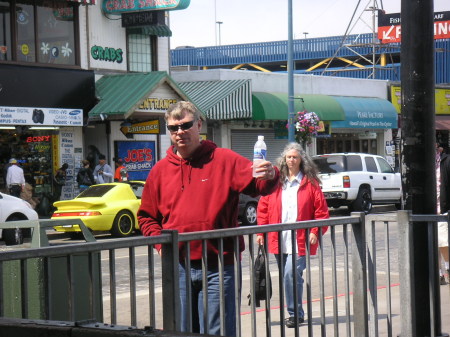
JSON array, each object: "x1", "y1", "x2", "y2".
[
  {"x1": 127, "y1": 32, "x2": 156, "y2": 72},
  {"x1": 0, "y1": 129, "x2": 55, "y2": 200},
  {"x1": 0, "y1": 1, "x2": 12, "y2": 61},
  {"x1": 0, "y1": 0, "x2": 78, "y2": 65}
]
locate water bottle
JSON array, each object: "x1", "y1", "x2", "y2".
[{"x1": 252, "y1": 135, "x2": 267, "y2": 177}]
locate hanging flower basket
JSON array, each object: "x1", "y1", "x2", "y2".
[{"x1": 295, "y1": 110, "x2": 321, "y2": 145}]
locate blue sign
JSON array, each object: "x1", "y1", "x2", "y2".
[
  {"x1": 330, "y1": 96, "x2": 398, "y2": 129},
  {"x1": 116, "y1": 141, "x2": 156, "y2": 181}
]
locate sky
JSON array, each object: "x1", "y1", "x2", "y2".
[{"x1": 169, "y1": 0, "x2": 449, "y2": 49}]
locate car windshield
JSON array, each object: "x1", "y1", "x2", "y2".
[
  {"x1": 313, "y1": 155, "x2": 363, "y2": 173},
  {"x1": 129, "y1": 183, "x2": 144, "y2": 199},
  {"x1": 313, "y1": 155, "x2": 346, "y2": 173},
  {"x1": 77, "y1": 185, "x2": 115, "y2": 198}
]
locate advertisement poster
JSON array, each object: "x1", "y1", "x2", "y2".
[{"x1": 116, "y1": 141, "x2": 156, "y2": 181}]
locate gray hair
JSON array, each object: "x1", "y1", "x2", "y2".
[
  {"x1": 276, "y1": 142, "x2": 321, "y2": 186},
  {"x1": 165, "y1": 101, "x2": 205, "y2": 122}
]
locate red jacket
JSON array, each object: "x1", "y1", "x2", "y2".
[
  {"x1": 138, "y1": 140, "x2": 279, "y2": 264},
  {"x1": 257, "y1": 176, "x2": 329, "y2": 256}
]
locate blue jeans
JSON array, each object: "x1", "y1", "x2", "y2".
[
  {"x1": 275, "y1": 254, "x2": 306, "y2": 319},
  {"x1": 179, "y1": 263, "x2": 238, "y2": 337}
]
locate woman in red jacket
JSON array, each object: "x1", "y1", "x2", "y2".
[{"x1": 256, "y1": 142, "x2": 329, "y2": 328}]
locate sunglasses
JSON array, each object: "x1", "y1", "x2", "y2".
[{"x1": 167, "y1": 120, "x2": 196, "y2": 133}]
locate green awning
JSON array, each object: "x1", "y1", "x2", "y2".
[
  {"x1": 252, "y1": 92, "x2": 346, "y2": 121},
  {"x1": 128, "y1": 25, "x2": 172, "y2": 37},
  {"x1": 177, "y1": 80, "x2": 252, "y2": 120},
  {"x1": 89, "y1": 71, "x2": 198, "y2": 121},
  {"x1": 330, "y1": 96, "x2": 398, "y2": 129}
]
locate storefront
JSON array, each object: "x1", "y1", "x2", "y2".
[
  {"x1": 0, "y1": 64, "x2": 96, "y2": 208},
  {"x1": 86, "y1": 71, "x2": 203, "y2": 180},
  {"x1": 391, "y1": 84, "x2": 450, "y2": 147}
]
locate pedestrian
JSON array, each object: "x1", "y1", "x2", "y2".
[
  {"x1": 436, "y1": 142, "x2": 450, "y2": 285},
  {"x1": 93, "y1": 154, "x2": 113, "y2": 184},
  {"x1": 6, "y1": 158, "x2": 25, "y2": 198},
  {"x1": 76, "y1": 159, "x2": 95, "y2": 192},
  {"x1": 256, "y1": 142, "x2": 329, "y2": 327},
  {"x1": 53, "y1": 163, "x2": 68, "y2": 201},
  {"x1": 114, "y1": 158, "x2": 129, "y2": 182},
  {"x1": 137, "y1": 101, "x2": 279, "y2": 337}
]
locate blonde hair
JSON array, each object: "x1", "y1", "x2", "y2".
[{"x1": 165, "y1": 101, "x2": 205, "y2": 122}]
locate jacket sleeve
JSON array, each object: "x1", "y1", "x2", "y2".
[
  {"x1": 226, "y1": 149, "x2": 280, "y2": 197},
  {"x1": 310, "y1": 183, "x2": 330, "y2": 238},
  {"x1": 137, "y1": 171, "x2": 164, "y2": 238},
  {"x1": 88, "y1": 170, "x2": 95, "y2": 184},
  {"x1": 257, "y1": 195, "x2": 270, "y2": 226}
]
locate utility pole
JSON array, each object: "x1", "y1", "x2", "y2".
[
  {"x1": 287, "y1": 0, "x2": 295, "y2": 143},
  {"x1": 216, "y1": 21, "x2": 223, "y2": 46},
  {"x1": 401, "y1": 0, "x2": 445, "y2": 336}
]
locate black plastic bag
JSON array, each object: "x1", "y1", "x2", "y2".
[{"x1": 247, "y1": 245, "x2": 272, "y2": 307}]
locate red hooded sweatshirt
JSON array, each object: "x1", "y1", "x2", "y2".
[{"x1": 138, "y1": 140, "x2": 279, "y2": 265}]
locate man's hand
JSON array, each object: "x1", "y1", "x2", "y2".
[{"x1": 253, "y1": 160, "x2": 276, "y2": 180}]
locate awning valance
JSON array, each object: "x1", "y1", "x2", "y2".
[
  {"x1": 177, "y1": 80, "x2": 252, "y2": 120},
  {"x1": 128, "y1": 25, "x2": 172, "y2": 37},
  {"x1": 252, "y1": 92, "x2": 346, "y2": 121},
  {"x1": 330, "y1": 96, "x2": 398, "y2": 129},
  {"x1": 68, "y1": 0, "x2": 96, "y2": 5},
  {"x1": 88, "y1": 71, "x2": 200, "y2": 121}
]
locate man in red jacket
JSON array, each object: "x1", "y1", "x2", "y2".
[
  {"x1": 138, "y1": 101, "x2": 279, "y2": 337},
  {"x1": 257, "y1": 142, "x2": 329, "y2": 327}
]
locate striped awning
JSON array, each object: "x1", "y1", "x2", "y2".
[
  {"x1": 128, "y1": 25, "x2": 172, "y2": 37},
  {"x1": 177, "y1": 80, "x2": 252, "y2": 120},
  {"x1": 69, "y1": 0, "x2": 96, "y2": 5}
]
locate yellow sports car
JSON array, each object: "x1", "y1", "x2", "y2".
[{"x1": 52, "y1": 181, "x2": 145, "y2": 238}]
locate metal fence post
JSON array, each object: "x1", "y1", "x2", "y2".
[
  {"x1": 350, "y1": 212, "x2": 369, "y2": 336},
  {"x1": 366, "y1": 215, "x2": 378, "y2": 337},
  {"x1": 397, "y1": 210, "x2": 415, "y2": 337},
  {"x1": 161, "y1": 230, "x2": 180, "y2": 331}
]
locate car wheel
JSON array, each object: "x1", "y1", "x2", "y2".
[
  {"x1": 352, "y1": 187, "x2": 372, "y2": 214},
  {"x1": 111, "y1": 210, "x2": 134, "y2": 237},
  {"x1": 242, "y1": 203, "x2": 257, "y2": 226}
]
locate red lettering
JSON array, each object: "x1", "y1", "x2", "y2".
[
  {"x1": 26, "y1": 135, "x2": 51, "y2": 143},
  {"x1": 124, "y1": 148, "x2": 153, "y2": 163}
]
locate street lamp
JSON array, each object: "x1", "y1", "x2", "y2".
[
  {"x1": 303, "y1": 32, "x2": 309, "y2": 39},
  {"x1": 216, "y1": 21, "x2": 223, "y2": 46}
]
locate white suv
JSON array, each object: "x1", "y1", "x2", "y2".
[{"x1": 312, "y1": 153, "x2": 402, "y2": 213}]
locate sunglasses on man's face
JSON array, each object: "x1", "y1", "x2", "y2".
[{"x1": 167, "y1": 120, "x2": 196, "y2": 133}]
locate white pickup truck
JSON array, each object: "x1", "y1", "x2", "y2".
[{"x1": 312, "y1": 153, "x2": 402, "y2": 213}]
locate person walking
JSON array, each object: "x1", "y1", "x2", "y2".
[
  {"x1": 114, "y1": 158, "x2": 129, "y2": 182},
  {"x1": 53, "y1": 163, "x2": 68, "y2": 201},
  {"x1": 93, "y1": 154, "x2": 113, "y2": 184},
  {"x1": 76, "y1": 160, "x2": 95, "y2": 192},
  {"x1": 256, "y1": 142, "x2": 329, "y2": 327},
  {"x1": 437, "y1": 142, "x2": 450, "y2": 284},
  {"x1": 6, "y1": 158, "x2": 25, "y2": 198},
  {"x1": 137, "y1": 101, "x2": 279, "y2": 337}
]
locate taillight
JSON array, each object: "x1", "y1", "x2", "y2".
[
  {"x1": 343, "y1": 176, "x2": 350, "y2": 188},
  {"x1": 52, "y1": 211, "x2": 102, "y2": 217}
]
